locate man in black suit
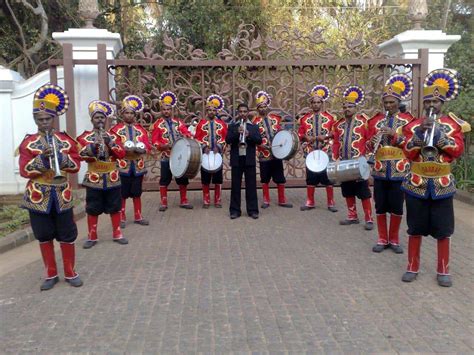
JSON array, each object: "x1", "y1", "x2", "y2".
[{"x1": 226, "y1": 103, "x2": 262, "y2": 219}]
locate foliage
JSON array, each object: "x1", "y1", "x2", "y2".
[{"x1": 0, "y1": 205, "x2": 29, "y2": 238}]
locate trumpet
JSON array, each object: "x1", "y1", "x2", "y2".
[
  {"x1": 421, "y1": 107, "x2": 438, "y2": 158},
  {"x1": 367, "y1": 111, "x2": 389, "y2": 165},
  {"x1": 96, "y1": 126, "x2": 107, "y2": 159},
  {"x1": 239, "y1": 120, "x2": 247, "y2": 148},
  {"x1": 45, "y1": 130, "x2": 66, "y2": 183}
]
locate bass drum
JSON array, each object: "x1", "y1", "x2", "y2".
[
  {"x1": 305, "y1": 150, "x2": 329, "y2": 173},
  {"x1": 201, "y1": 151, "x2": 223, "y2": 173},
  {"x1": 327, "y1": 157, "x2": 370, "y2": 184},
  {"x1": 271, "y1": 130, "x2": 299, "y2": 160},
  {"x1": 170, "y1": 138, "x2": 202, "y2": 179}
]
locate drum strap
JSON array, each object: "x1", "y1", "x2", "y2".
[
  {"x1": 264, "y1": 117, "x2": 274, "y2": 141},
  {"x1": 167, "y1": 119, "x2": 175, "y2": 143},
  {"x1": 313, "y1": 113, "x2": 320, "y2": 149},
  {"x1": 210, "y1": 120, "x2": 215, "y2": 150}
]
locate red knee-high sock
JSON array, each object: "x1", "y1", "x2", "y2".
[
  {"x1": 345, "y1": 197, "x2": 358, "y2": 220},
  {"x1": 214, "y1": 184, "x2": 222, "y2": 206},
  {"x1": 179, "y1": 185, "x2": 190, "y2": 205},
  {"x1": 120, "y1": 198, "x2": 126, "y2": 222},
  {"x1": 361, "y1": 198, "x2": 373, "y2": 223},
  {"x1": 376, "y1": 214, "x2": 388, "y2": 245},
  {"x1": 277, "y1": 184, "x2": 287, "y2": 204},
  {"x1": 202, "y1": 184, "x2": 210, "y2": 206},
  {"x1": 110, "y1": 213, "x2": 123, "y2": 239},
  {"x1": 326, "y1": 186, "x2": 335, "y2": 208},
  {"x1": 305, "y1": 186, "x2": 315, "y2": 207},
  {"x1": 262, "y1": 183, "x2": 270, "y2": 205},
  {"x1": 437, "y1": 237, "x2": 450, "y2": 275},
  {"x1": 388, "y1": 214, "x2": 403, "y2": 245},
  {"x1": 39, "y1": 241, "x2": 58, "y2": 279},
  {"x1": 407, "y1": 235, "x2": 422, "y2": 273},
  {"x1": 60, "y1": 242, "x2": 78, "y2": 279},
  {"x1": 160, "y1": 186, "x2": 168, "y2": 207},
  {"x1": 87, "y1": 214, "x2": 98, "y2": 241},
  {"x1": 133, "y1": 197, "x2": 143, "y2": 221}
]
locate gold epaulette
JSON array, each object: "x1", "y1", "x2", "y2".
[{"x1": 448, "y1": 112, "x2": 471, "y2": 133}]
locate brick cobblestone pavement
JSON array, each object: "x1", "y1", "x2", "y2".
[{"x1": 0, "y1": 188, "x2": 473, "y2": 353}]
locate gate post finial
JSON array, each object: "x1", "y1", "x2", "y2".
[
  {"x1": 78, "y1": 0, "x2": 100, "y2": 29},
  {"x1": 408, "y1": 0, "x2": 428, "y2": 30}
]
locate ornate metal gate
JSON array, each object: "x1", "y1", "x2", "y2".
[{"x1": 49, "y1": 24, "x2": 428, "y2": 190}]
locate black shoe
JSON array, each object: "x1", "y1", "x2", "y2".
[
  {"x1": 180, "y1": 204, "x2": 194, "y2": 209},
  {"x1": 113, "y1": 237, "x2": 129, "y2": 245},
  {"x1": 372, "y1": 244, "x2": 388, "y2": 253},
  {"x1": 159, "y1": 205, "x2": 167, "y2": 212},
  {"x1": 402, "y1": 272, "x2": 417, "y2": 282},
  {"x1": 327, "y1": 206, "x2": 338, "y2": 213},
  {"x1": 278, "y1": 202, "x2": 293, "y2": 208},
  {"x1": 40, "y1": 276, "x2": 59, "y2": 291},
  {"x1": 339, "y1": 219, "x2": 360, "y2": 225},
  {"x1": 120, "y1": 220, "x2": 126, "y2": 229},
  {"x1": 230, "y1": 213, "x2": 240, "y2": 220},
  {"x1": 134, "y1": 219, "x2": 149, "y2": 226},
  {"x1": 215, "y1": 203, "x2": 222, "y2": 208},
  {"x1": 202, "y1": 204, "x2": 210, "y2": 209},
  {"x1": 364, "y1": 222, "x2": 374, "y2": 230},
  {"x1": 83, "y1": 240, "x2": 97, "y2": 249},
  {"x1": 261, "y1": 202, "x2": 270, "y2": 209},
  {"x1": 437, "y1": 274, "x2": 452, "y2": 287},
  {"x1": 249, "y1": 213, "x2": 259, "y2": 219},
  {"x1": 66, "y1": 275, "x2": 83, "y2": 287},
  {"x1": 300, "y1": 205, "x2": 315, "y2": 211},
  {"x1": 390, "y1": 244, "x2": 404, "y2": 254}
]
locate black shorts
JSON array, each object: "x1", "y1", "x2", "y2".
[
  {"x1": 341, "y1": 180, "x2": 371, "y2": 200},
  {"x1": 259, "y1": 159, "x2": 286, "y2": 184},
  {"x1": 201, "y1": 168, "x2": 223, "y2": 185},
  {"x1": 159, "y1": 160, "x2": 189, "y2": 186},
  {"x1": 306, "y1": 168, "x2": 332, "y2": 186},
  {"x1": 406, "y1": 194, "x2": 454, "y2": 239},
  {"x1": 29, "y1": 207, "x2": 77, "y2": 243},
  {"x1": 120, "y1": 174, "x2": 144, "y2": 199},
  {"x1": 373, "y1": 179, "x2": 404, "y2": 215},
  {"x1": 85, "y1": 187, "x2": 122, "y2": 215}
]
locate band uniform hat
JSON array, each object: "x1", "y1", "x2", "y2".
[
  {"x1": 343, "y1": 86, "x2": 365, "y2": 106},
  {"x1": 88, "y1": 100, "x2": 115, "y2": 118},
  {"x1": 159, "y1": 91, "x2": 178, "y2": 108},
  {"x1": 122, "y1": 95, "x2": 144, "y2": 113},
  {"x1": 206, "y1": 94, "x2": 225, "y2": 111},
  {"x1": 423, "y1": 68, "x2": 460, "y2": 102},
  {"x1": 255, "y1": 90, "x2": 271, "y2": 107},
  {"x1": 310, "y1": 85, "x2": 330, "y2": 102},
  {"x1": 384, "y1": 73, "x2": 413, "y2": 100},
  {"x1": 33, "y1": 84, "x2": 69, "y2": 117}
]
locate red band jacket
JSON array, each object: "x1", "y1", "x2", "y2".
[
  {"x1": 298, "y1": 111, "x2": 336, "y2": 157},
  {"x1": 332, "y1": 114, "x2": 369, "y2": 160},
  {"x1": 401, "y1": 113, "x2": 469, "y2": 199},
  {"x1": 77, "y1": 129, "x2": 125, "y2": 190},
  {"x1": 253, "y1": 113, "x2": 282, "y2": 161},
  {"x1": 367, "y1": 111, "x2": 414, "y2": 181},
  {"x1": 194, "y1": 118, "x2": 228, "y2": 153},
  {"x1": 111, "y1": 122, "x2": 151, "y2": 177},
  {"x1": 151, "y1": 117, "x2": 191, "y2": 160},
  {"x1": 19, "y1": 131, "x2": 80, "y2": 213}
]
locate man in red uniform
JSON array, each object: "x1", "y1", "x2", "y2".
[
  {"x1": 367, "y1": 74, "x2": 414, "y2": 254},
  {"x1": 401, "y1": 69, "x2": 470, "y2": 287},
  {"x1": 78, "y1": 100, "x2": 128, "y2": 249},
  {"x1": 194, "y1": 95, "x2": 228, "y2": 208},
  {"x1": 332, "y1": 86, "x2": 374, "y2": 230},
  {"x1": 298, "y1": 85, "x2": 337, "y2": 212},
  {"x1": 111, "y1": 95, "x2": 151, "y2": 228},
  {"x1": 253, "y1": 91, "x2": 292, "y2": 208},
  {"x1": 19, "y1": 84, "x2": 83, "y2": 290},
  {"x1": 151, "y1": 91, "x2": 193, "y2": 210}
]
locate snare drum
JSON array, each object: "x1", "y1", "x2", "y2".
[
  {"x1": 201, "y1": 151, "x2": 223, "y2": 173},
  {"x1": 271, "y1": 130, "x2": 299, "y2": 160},
  {"x1": 305, "y1": 150, "x2": 329, "y2": 173},
  {"x1": 326, "y1": 157, "x2": 370, "y2": 184},
  {"x1": 170, "y1": 138, "x2": 202, "y2": 179}
]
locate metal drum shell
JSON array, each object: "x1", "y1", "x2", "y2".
[
  {"x1": 327, "y1": 157, "x2": 370, "y2": 183},
  {"x1": 271, "y1": 130, "x2": 299, "y2": 160},
  {"x1": 201, "y1": 152, "x2": 223, "y2": 173},
  {"x1": 170, "y1": 138, "x2": 202, "y2": 179}
]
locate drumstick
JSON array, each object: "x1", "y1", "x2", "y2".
[{"x1": 271, "y1": 139, "x2": 287, "y2": 148}]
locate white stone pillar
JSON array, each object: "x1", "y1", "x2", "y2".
[
  {"x1": 52, "y1": 28, "x2": 123, "y2": 180},
  {"x1": 0, "y1": 66, "x2": 25, "y2": 194},
  {"x1": 378, "y1": 30, "x2": 461, "y2": 71}
]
